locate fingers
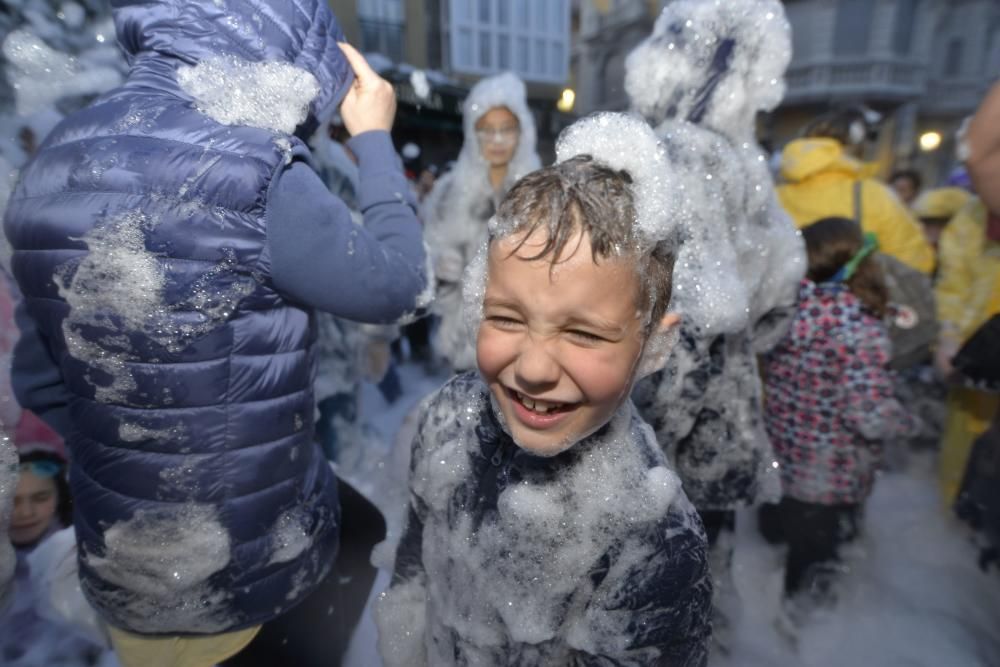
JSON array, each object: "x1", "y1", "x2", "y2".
[{"x1": 338, "y1": 42, "x2": 376, "y2": 85}]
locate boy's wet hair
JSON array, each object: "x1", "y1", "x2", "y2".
[
  {"x1": 802, "y1": 217, "x2": 888, "y2": 318},
  {"x1": 494, "y1": 155, "x2": 676, "y2": 331}
]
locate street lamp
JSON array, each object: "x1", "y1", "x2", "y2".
[
  {"x1": 919, "y1": 131, "x2": 942, "y2": 152},
  {"x1": 557, "y1": 88, "x2": 576, "y2": 113}
]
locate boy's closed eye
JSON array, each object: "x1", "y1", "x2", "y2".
[
  {"x1": 566, "y1": 329, "x2": 609, "y2": 345},
  {"x1": 485, "y1": 314, "x2": 524, "y2": 329}
]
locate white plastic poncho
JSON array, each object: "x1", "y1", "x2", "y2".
[
  {"x1": 625, "y1": 0, "x2": 805, "y2": 509},
  {"x1": 422, "y1": 72, "x2": 541, "y2": 371}
]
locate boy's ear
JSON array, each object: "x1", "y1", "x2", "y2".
[{"x1": 635, "y1": 312, "x2": 681, "y2": 379}]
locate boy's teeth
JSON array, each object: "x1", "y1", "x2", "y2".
[{"x1": 515, "y1": 391, "x2": 558, "y2": 414}]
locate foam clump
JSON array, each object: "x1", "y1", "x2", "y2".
[
  {"x1": 376, "y1": 376, "x2": 703, "y2": 664},
  {"x1": 625, "y1": 0, "x2": 791, "y2": 139},
  {"x1": 267, "y1": 509, "x2": 313, "y2": 565},
  {"x1": 177, "y1": 55, "x2": 319, "y2": 134},
  {"x1": 554, "y1": 112, "x2": 677, "y2": 248},
  {"x1": 84, "y1": 504, "x2": 233, "y2": 633},
  {"x1": 410, "y1": 69, "x2": 430, "y2": 100},
  {"x1": 56, "y1": 207, "x2": 254, "y2": 405},
  {"x1": 2, "y1": 28, "x2": 123, "y2": 115},
  {"x1": 0, "y1": 430, "x2": 17, "y2": 613}
]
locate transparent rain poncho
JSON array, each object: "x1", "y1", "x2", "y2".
[{"x1": 422, "y1": 72, "x2": 541, "y2": 371}]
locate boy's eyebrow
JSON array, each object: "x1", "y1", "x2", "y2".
[{"x1": 483, "y1": 297, "x2": 522, "y2": 311}]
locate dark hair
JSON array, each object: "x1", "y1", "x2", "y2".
[
  {"x1": 802, "y1": 107, "x2": 873, "y2": 145},
  {"x1": 494, "y1": 155, "x2": 676, "y2": 331},
  {"x1": 18, "y1": 450, "x2": 73, "y2": 529},
  {"x1": 802, "y1": 217, "x2": 888, "y2": 318},
  {"x1": 889, "y1": 169, "x2": 922, "y2": 192}
]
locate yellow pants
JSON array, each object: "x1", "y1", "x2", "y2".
[
  {"x1": 107, "y1": 624, "x2": 261, "y2": 667},
  {"x1": 938, "y1": 386, "x2": 1000, "y2": 507}
]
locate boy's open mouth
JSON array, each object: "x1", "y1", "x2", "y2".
[{"x1": 507, "y1": 387, "x2": 578, "y2": 415}]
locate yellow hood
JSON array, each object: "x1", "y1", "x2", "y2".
[{"x1": 779, "y1": 137, "x2": 861, "y2": 183}]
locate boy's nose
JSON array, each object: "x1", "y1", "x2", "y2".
[{"x1": 514, "y1": 339, "x2": 560, "y2": 389}]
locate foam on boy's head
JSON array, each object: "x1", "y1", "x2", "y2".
[{"x1": 492, "y1": 156, "x2": 676, "y2": 333}]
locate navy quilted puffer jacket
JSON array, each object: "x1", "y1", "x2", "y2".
[{"x1": 3, "y1": 0, "x2": 360, "y2": 635}]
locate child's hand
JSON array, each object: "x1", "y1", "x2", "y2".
[
  {"x1": 337, "y1": 42, "x2": 397, "y2": 136},
  {"x1": 934, "y1": 336, "x2": 959, "y2": 379}
]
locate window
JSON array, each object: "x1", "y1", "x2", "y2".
[
  {"x1": 944, "y1": 38, "x2": 963, "y2": 76},
  {"x1": 448, "y1": 0, "x2": 570, "y2": 82},
  {"x1": 833, "y1": 0, "x2": 874, "y2": 56},
  {"x1": 893, "y1": 0, "x2": 919, "y2": 55},
  {"x1": 357, "y1": 0, "x2": 404, "y2": 61}
]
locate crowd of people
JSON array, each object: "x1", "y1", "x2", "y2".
[{"x1": 0, "y1": 0, "x2": 998, "y2": 666}]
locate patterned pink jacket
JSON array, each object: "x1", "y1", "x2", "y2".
[{"x1": 763, "y1": 280, "x2": 921, "y2": 505}]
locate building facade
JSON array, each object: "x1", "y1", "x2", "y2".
[
  {"x1": 573, "y1": 0, "x2": 1000, "y2": 184},
  {"x1": 328, "y1": 0, "x2": 575, "y2": 163}
]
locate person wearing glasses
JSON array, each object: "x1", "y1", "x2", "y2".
[{"x1": 422, "y1": 72, "x2": 541, "y2": 373}]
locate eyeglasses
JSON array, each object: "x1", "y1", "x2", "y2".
[
  {"x1": 19, "y1": 460, "x2": 63, "y2": 478},
  {"x1": 475, "y1": 127, "x2": 520, "y2": 145}
]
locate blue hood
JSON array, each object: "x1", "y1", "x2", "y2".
[{"x1": 111, "y1": 0, "x2": 353, "y2": 126}]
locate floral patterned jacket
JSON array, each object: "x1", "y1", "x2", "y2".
[{"x1": 763, "y1": 280, "x2": 921, "y2": 505}]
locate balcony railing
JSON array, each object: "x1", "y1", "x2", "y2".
[
  {"x1": 784, "y1": 58, "x2": 927, "y2": 103},
  {"x1": 922, "y1": 78, "x2": 994, "y2": 114}
]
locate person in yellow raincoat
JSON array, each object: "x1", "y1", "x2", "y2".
[
  {"x1": 911, "y1": 187, "x2": 973, "y2": 267},
  {"x1": 777, "y1": 110, "x2": 935, "y2": 275},
  {"x1": 934, "y1": 198, "x2": 1000, "y2": 506},
  {"x1": 934, "y1": 82, "x2": 1000, "y2": 508}
]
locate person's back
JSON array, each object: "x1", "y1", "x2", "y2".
[
  {"x1": 778, "y1": 136, "x2": 934, "y2": 274},
  {"x1": 763, "y1": 217, "x2": 921, "y2": 618},
  {"x1": 3, "y1": 0, "x2": 428, "y2": 656}
]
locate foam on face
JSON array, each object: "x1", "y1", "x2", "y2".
[
  {"x1": 84, "y1": 504, "x2": 233, "y2": 633},
  {"x1": 177, "y1": 55, "x2": 319, "y2": 134}
]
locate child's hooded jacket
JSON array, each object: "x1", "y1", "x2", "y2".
[
  {"x1": 375, "y1": 373, "x2": 711, "y2": 667},
  {"x1": 764, "y1": 281, "x2": 921, "y2": 504}
]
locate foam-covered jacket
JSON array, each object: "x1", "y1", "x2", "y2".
[
  {"x1": 626, "y1": 0, "x2": 804, "y2": 510},
  {"x1": 422, "y1": 73, "x2": 540, "y2": 371},
  {"x1": 764, "y1": 281, "x2": 921, "y2": 504},
  {"x1": 375, "y1": 373, "x2": 711, "y2": 667},
  {"x1": 3, "y1": 0, "x2": 426, "y2": 635}
]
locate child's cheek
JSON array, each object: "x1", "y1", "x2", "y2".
[
  {"x1": 566, "y1": 346, "x2": 633, "y2": 403},
  {"x1": 475, "y1": 327, "x2": 509, "y2": 381}
]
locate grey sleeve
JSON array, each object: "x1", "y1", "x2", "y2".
[
  {"x1": 268, "y1": 130, "x2": 428, "y2": 323},
  {"x1": 11, "y1": 303, "x2": 73, "y2": 437}
]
